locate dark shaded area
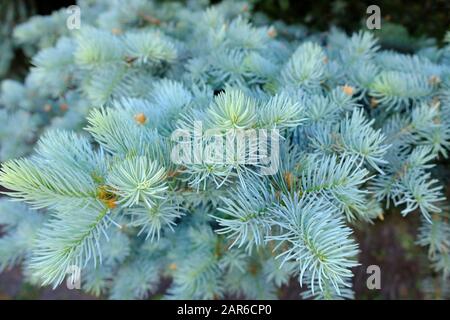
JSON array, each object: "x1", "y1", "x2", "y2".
[
  {"x1": 0, "y1": 0, "x2": 448, "y2": 300},
  {"x1": 353, "y1": 212, "x2": 426, "y2": 299},
  {"x1": 34, "y1": 0, "x2": 76, "y2": 15},
  {"x1": 253, "y1": 0, "x2": 449, "y2": 43},
  {"x1": 0, "y1": 267, "x2": 97, "y2": 300}
]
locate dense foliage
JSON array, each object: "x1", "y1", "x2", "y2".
[{"x1": 0, "y1": 0, "x2": 449, "y2": 299}]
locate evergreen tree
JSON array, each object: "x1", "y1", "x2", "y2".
[{"x1": 0, "y1": 0, "x2": 449, "y2": 299}]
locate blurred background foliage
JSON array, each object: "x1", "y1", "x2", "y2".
[
  {"x1": 2, "y1": 0, "x2": 449, "y2": 80},
  {"x1": 0, "y1": 0, "x2": 35, "y2": 80},
  {"x1": 0, "y1": 0, "x2": 449, "y2": 300},
  {"x1": 253, "y1": 0, "x2": 449, "y2": 45}
]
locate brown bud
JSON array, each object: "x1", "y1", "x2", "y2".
[
  {"x1": 125, "y1": 56, "x2": 138, "y2": 64},
  {"x1": 134, "y1": 112, "x2": 147, "y2": 125},
  {"x1": 429, "y1": 75, "x2": 441, "y2": 85},
  {"x1": 105, "y1": 199, "x2": 117, "y2": 209},
  {"x1": 267, "y1": 26, "x2": 277, "y2": 38},
  {"x1": 43, "y1": 104, "x2": 52, "y2": 112},
  {"x1": 370, "y1": 98, "x2": 379, "y2": 108},
  {"x1": 169, "y1": 263, "x2": 177, "y2": 271},
  {"x1": 111, "y1": 28, "x2": 122, "y2": 35},
  {"x1": 284, "y1": 171, "x2": 293, "y2": 190},
  {"x1": 342, "y1": 84, "x2": 354, "y2": 96},
  {"x1": 60, "y1": 103, "x2": 68, "y2": 112}
]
